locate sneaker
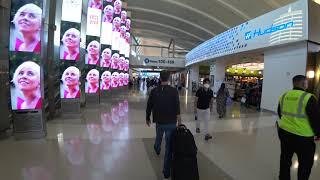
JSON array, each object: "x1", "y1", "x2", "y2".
[
  {"x1": 205, "y1": 134, "x2": 213, "y2": 141},
  {"x1": 196, "y1": 128, "x2": 200, "y2": 133}
]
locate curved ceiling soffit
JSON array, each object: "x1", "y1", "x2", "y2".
[
  {"x1": 133, "y1": 19, "x2": 205, "y2": 41},
  {"x1": 128, "y1": 6, "x2": 216, "y2": 36},
  {"x1": 215, "y1": 0, "x2": 251, "y2": 20},
  {"x1": 262, "y1": 0, "x2": 281, "y2": 8},
  {"x1": 133, "y1": 30, "x2": 197, "y2": 49},
  {"x1": 161, "y1": 0, "x2": 230, "y2": 29}
]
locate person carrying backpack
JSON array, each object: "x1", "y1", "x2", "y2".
[{"x1": 146, "y1": 71, "x2": 181, "y2": 180}]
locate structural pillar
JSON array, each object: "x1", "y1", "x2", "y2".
[
  {"x1": 189, "y1": 64, "x2": 199, "y2": 91},
  {"x1": 212, "y1": 61, "x2": 226, "y2": 94}
]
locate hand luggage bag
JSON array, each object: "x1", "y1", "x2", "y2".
[{"x1": 171, "y1": 124, "x2": 199, "y2": 180}]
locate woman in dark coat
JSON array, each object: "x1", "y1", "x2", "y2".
[{"x1": 216, "y1": 83, "x2": 230, "y2": 118}]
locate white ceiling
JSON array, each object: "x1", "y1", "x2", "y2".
[{"x1": 127, "y1": 0, "x2": 297, "y2": 50}]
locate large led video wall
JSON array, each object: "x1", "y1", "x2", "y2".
[
  {"x1": 60, "y1": 0, "x2": 83, "y2": 99},
  {"x1": 9, "y1": 0, "x2": 43, "y2": 110},
  {"x1": 58, "y1": 0, "x2": 130, "y2": 98},
  {"x1": 100, "y1": 0, "x2": 130, "y2": 92}
]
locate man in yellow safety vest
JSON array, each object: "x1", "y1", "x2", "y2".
[{"x1": 278, "y1": 75, "x2": 320, "y2": 180}]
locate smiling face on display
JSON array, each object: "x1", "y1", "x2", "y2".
[
  {"x1": 125, "y1": 32, "x2": 130, "y2": 41},
  {"x1": 112, "y1": 72, "x2": 119, "y2": 85},
  {"x1": 63, "y1": 29, "x2": 80, "y2": 49},
  {"x1": 114, "y1": 0, "x2": 122, "y2": 11},
  {"x1": 87, "y1": 69, "x2": 99, "y2": 84},
  {"x1": 120, "y1": 26, "x2": 126, "y2": 35},
  {"x1": 105, "y1": 5, "x2": 114, "y2": 16},
  {"x1": 63, "y1": 68, "x2": 79, "y2": 87},
  {"x1": 14, "y1": 4, "x2": 42, "y2": 34},
  {"x1": 102, "y1": 48, "x2": 111, "y2": 61},
  {"x1": 126, "y1": 19, "x2": 131, "y2": 29},
  {"x1": 113, "y1": 17, "x2": 121, "y2": 30},
  {"x1": 101, "y1": 71, "x2": 111, "y2": 84},
  {"x1": 87, "y1": 41, "x2": 100, "y2": 56},
  {"x1": 119, "y1": 57, "x2": 125, "y2": 69},
  {"x1": 119, "y1": 73, "x2": 124, "y2": 83},
  {"x1": 16, "y1": 65, "x2": 40, "y2": 92},
  {"x1": 112, "y1": 53, "x2": 119, "y2": 65},
  {"x1": 121, "y1": 11, "x2": 127, "y2": 20}
]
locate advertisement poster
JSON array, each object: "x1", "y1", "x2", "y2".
[
  {"x1": 10, "y1": 53, "x2": 42, "y2": 110},
  {"x1": 85, "y1": 37, "x2": 100, "y2": 65},
  {"x1": 100, "y1": 45, "x2": 112, "y2": 68},
  {"x1": 61, "y1": 0, "x2": 83, "y2": 23},
  {"x1": 60, "y1": 64, "x2": 81, "y2": 99},
  {"x1": 9, "y1": 1, "x2": 43, "y2": 53},
  {"x1": 101, "y1": 4, "x2": 113, "y2": 45},
  {"x1": 60, "y1": 22, "x2": 81, "y2": 61},
  {"x1": 85, "y1": 68, "x2": 100, "y2": 94},
  {"x1": 86, "y1": 7, "x2": 102, "y2": 37},
  {"x1": 100, "y1": 70, "x2": 111, "y2": 91}
]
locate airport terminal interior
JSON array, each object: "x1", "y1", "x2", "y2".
[{"x1": 0, "y1": 0, "x2": 320, "y2": 179}]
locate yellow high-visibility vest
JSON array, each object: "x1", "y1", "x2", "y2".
[{"x1": 279, "y1": 90, "x2": 315, "y2": 137}]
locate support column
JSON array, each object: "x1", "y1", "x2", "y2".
[
  {"x1": 261, "y1": 42, "x2": 308, "y2": 111},
  {"x1": 189, "y1": 64, "x2": 199, "y2": 91},
  {"x1": 212, "y1": 61, "x2": 226, "y2": 94}
]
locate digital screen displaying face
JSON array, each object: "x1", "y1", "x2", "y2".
[
  {"x1": 85, "y1": 68, "x2": 100, "y2": 94},
  {"x1": 60, "y1": 65, "x2": 81, "y2": 99},
  {"x1": 60, "y1": 22, "x2": 81, "y2": 61},
  {"x1": 124, "y1": 59, "x2": 129, "y2": 72},
  {"x1": 118, "y1": 72, "x2": 124, "y2": 87},
  {"x1": 10, "y1": 53, "x2": 42, "y2": 110},
  {"x1": 111, "y1": 51, "x2": 120, "y2": 70},
  {"x1": 124, "y1": 73, "x2": 129, "y2": 86},
  {"x1": 100, "y1": 70, "x2": 111, "y2": 91},
  {"x1": 113, "y1": 0, "x2": 122, "y2": 15},
  {"x1": 61, "y1": 0, "x2": 82, "y2": 23},
  {"x1": 111, "y1": 71, "x2": 119, "y2": 88},
  {"x1": 120, "y1": 10, "x2": 127, "y2": 24},
  {"x1": 100, "y1": 45, "x2": 112, "y2": 68},
  {"x1": 87, "y1": 1, "x2": 102, "y2": 37},
  {"x1": 9, "y1": 1, "x2": 43, "y2": 53},
  {"x1": 85, "y1": 37, "x2": 100, "y2": 65},
  {"x1": 100, "y1": 4, "x2": 113, "y2": 45},
  {"x1": 118, "y1": 56, "x2": 125, "y2": 71}
]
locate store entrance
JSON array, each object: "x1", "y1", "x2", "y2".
[{"x1": 225, "y1": 62, "x2": 264, "y2": 110}]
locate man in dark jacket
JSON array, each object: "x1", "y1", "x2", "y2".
[
  {"x1": 277, "y1": 75, "x2": 320, "y2": 180},
  {"x1": 146, "y1": 71, "x2": 181, "y2": 179}
]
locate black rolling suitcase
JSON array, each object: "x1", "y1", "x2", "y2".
[{"x1": 171, "y1": 124, "x2": 199, "y2": 180}]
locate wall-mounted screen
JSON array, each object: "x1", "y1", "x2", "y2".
[
  {"x1": 61, "y1": 0, "x2": 83, "y2": 23},
  {"x1": 60, "y1": 22, "x2": 81, "y2": 61},
  {"x1": 101, "y1": 4, "x2": 113, "y2": 45},
  {"x1": 111, "y1": 71, "x2": 119, "y2": 88},
  {"x1": 100, "y1": 45, "x2": 112, "y2": 68},
  {"x1": 111, "y1": 51, "x2": 120, "y2": 70},
  {"x1": 85, "y1": 68, "x2": 100, "y2": 94},
  {"x1": 60, "y1": 65, "x2": 81, "y2": 99},
  {"x1": 100, "y1": 70, "x2": 111, "y2": 91},
  {"x1": 118, "y1": 72, "x2": 124, "y2": 87},
  {"x1": 85, "y1": 36, "x2": 100, "y2": 65},
  {"x1": 9, "y1": 1, "x2": 43, "y2": 53},
  {"x1": 10, "y1": 53, "x2": 42, "y2": 110}
]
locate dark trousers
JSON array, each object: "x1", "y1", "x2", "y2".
[
  {"x1": 278, "y1": 128, "x2": 316, "y2": 180},
  {"x1": 154, "y1": 123, "x2": 176, "y2": 178}
]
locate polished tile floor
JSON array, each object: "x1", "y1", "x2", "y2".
[{"x1": 0, "y1": 88, "x2": 319, "y2": 180}]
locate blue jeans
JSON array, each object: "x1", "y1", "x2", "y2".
[{"x1": 154, "y1": 123, "x2": 176, "y2": 178}]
